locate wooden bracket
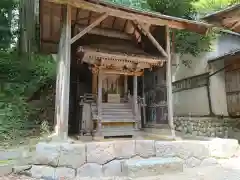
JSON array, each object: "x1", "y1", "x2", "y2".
[
  {"x1": 132, "y1": 21, "x2": 168, "y2": 58},
  {"x1": 71, "y1": 13, "x2": 109, "y2": 44}
]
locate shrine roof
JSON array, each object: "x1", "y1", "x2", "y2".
[
  {"x1": 202, "y1": 4, "x2": 240, "y2": 33},
  {"x1": 40, "y1": 0, "x2": 212, "y2": 54},
  {"x1": 77, "y1": 43, "x2": 164, "y2": 65}
]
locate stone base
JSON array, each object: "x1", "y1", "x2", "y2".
[
  {"x1": 122, "y1": 157, "x2": 183, "y2": 178},
  {"x1": 77, "y1": 135, "x2": 93, "y2": 141},
  {"x1": 0, "y1": 164, "x2": 13, "y2": 176},
  {"x1": 174, "y1": 117, "x2": 237, "y2": 138},
  {"x1": 12, "y1": 138, "x2": 239, "y2": 178}
]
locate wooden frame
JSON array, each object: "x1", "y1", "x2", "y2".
[
  {"x1": 47, "y1": 0, "x2": 206, "y2": 138},
  {"x1": 76, "y1": 25, "x2": 133, "y2": 40},
  {"x1": 45, "y1": 0, "x2": 210, "y2": 34},
  {"x1": 133, "y1": 21, "x2": 168, "y2": 58},
  {"x1": 71, "y1": 13, "x2": 109, "y2": 44}
]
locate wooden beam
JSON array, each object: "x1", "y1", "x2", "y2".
[
  {"x1": 231, "y1": 20, "x2": 240, "y2": 30},
  {"x1": 97, "y1": 67, "x2": 144, "y2": 76},
  {"x1": 76, "y1": 24, "x2": 132, "y2": 40},
  {"x1": 134, "y1": 21, "x2": 168, "y2": 58},
  {"x1": 165, "y1": 25, "x2": 176, "y2": 139},
  {"x1": 71, "y1": 13, "x2": 108, "y2": 44},
  {"x1": 81, "y1": 50, "x2": 164, "y2": 65},
  {"x1": 45, "y1": 0, "x2": 209, "y2": 34}
]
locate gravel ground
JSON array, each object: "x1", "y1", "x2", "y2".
[{"x1": 0, "y1": 175, "x2": 38, "y2": 180}]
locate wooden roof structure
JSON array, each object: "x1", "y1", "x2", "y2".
[
  {"x1": 202, "y1": 4, "x2": 240, "y2": 33},
  {"x1": 40, "y1": 0, "x2": 212, "y2": 54}
]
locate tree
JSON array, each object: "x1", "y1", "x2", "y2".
[
  {"x1": 107, "y1": 0, "x2": 215, "y2": 55},
  {"x1": 0, "y1": 0, "x2": 17, "y2": 51},
  {"x1": 147, "y1": 0, "x2": 216, "y2": 55},
  {"x1": 193, "y1": 0, "x2": 240, "y2": 16}
]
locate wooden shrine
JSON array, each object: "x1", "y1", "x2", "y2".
[{"x1": 39, "y1": 0, "x2": 211, "y2": 139}]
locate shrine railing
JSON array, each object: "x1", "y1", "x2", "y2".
[{"x1": 79, "y1": 93, "x2": 96, "y2": 136}]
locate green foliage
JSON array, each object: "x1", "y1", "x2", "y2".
[
  {"x1": 106, "y1": 0, "x2": 217, "y2": 55},
  {"x1": 0, "y1": 0, "x2": 17, "y2": 50},
  {"x1": 146, "y1": 0, "x2": 217, "y2": 56},
  {"x1": 193, "y1": 0, "x2": 240, "y2": 16},
  {"x1": 0, "y1": 51, "x2": 56, "y2": 142},
  {"x1": 147, "y1": 0, "x2": 197, "y2": 19}
]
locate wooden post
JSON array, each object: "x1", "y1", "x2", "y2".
[
  {"x1": 97, "y1": 69, "x2": 103, "y2": 134},
  {"x1": 166, "y1": 26, "x2": 176, "y2": 138},
  {"x1": 54, "y1": 5, "x2": 71, "y2": 140},
  {"x1": 92, "y1": 73, "x2": 97, "y2": 94},
  {"x1": 142, "y1": 75, "x2": 146, "y2": 127},
  {"x1": 133, "y1": 75, "x2": 138, "y2": 129},
  {"x1": 124, "y1": 75, "x2": 128, "y2": 96}
]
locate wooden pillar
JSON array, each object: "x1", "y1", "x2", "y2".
[
  {"x1": 92, "y1": 73, "x2": 97, "y2": 94},
  {"x1": 124, "y1": 75, "x2": 128, "y2": 95},
  {"x1": 97, "y1": 69, "x2": 103, "y2": 134},
  {"x1": 142, "y1": 75, "x2": 146, "y2": 127},
  {"x1": 54, "y1": 5, "x2": 71, "y2": 140},
  {"x1": 166, "y1": 26, "x2": 176, "y2": 138},
  {"x1": 133, "y1": 75, "x2": 138, "y2": 129}
]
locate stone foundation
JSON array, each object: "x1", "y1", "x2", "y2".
[
  {"x1": 6, "y1": 139, "x2": 238, "y2": 179},
  {"x1": 174, "y1": 117, "x2": 237, "y2": 137}
]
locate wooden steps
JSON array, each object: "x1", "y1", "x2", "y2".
[{"x1": 93, "y1": 103, "x2": 137, "y2": 138}]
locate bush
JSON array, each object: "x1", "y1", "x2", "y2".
[{"x1": 0, "y1": 51, "x2": 56, "y2": 142}]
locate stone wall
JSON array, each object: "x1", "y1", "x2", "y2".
[
  {"x1": 10, "y1": 139, "x2": 239, "y2": 179},
  {"x1": 174, "y1": 117, "x2": 237, "y2": 137}
]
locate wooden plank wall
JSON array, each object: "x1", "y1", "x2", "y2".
[{"x1": 225, "y1": 56, "x2": 240, "y2": 116}]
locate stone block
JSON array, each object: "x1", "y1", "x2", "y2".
[
  {"x1": 13, "y1": 165, "x2": 32, "y2": 174},
  {"x1": 34, "y1": 142, "x2": 61, "y2": 166},
  {"x1": 58, "y1": 143, "x2": 86, "y2": 168},
  {"x1": 184, "y1": 157, "x2": 201, "y2": 168},
  {"x1": 102, "y1": 160, "x2": 123, "y2": 176},
  {"x1": 182, "y1": 141, "x2": 210, "y2": 160},
  {"x1": 114, "y1": 140, "x2": 135, "y2": 159},
  {"x1": 155, "y1": 141, "x2": 179, "y2": 158},
  {"x1": 135, "y1": 140, "x2": 155, "y2": 158},
  {"x1": 155, "y1": 141, "x2": 210, "y2": 160},
  {"x1": 122, "y1": 157, "x2": 183, "y2": 178},
  {"x1": 86, "y1": 142, "x2": 115, "y2": 164},
  {"x1": 77, "y1": 163, "x2": 102, "y2": 177},
  {"x1": 0, "y1": 164, "x2": 13, "y2": 176},
  {"x1": 30, "y1": 165, "x2": 55, "y2": 179},
  {"x1": 208, "y1": 138, "x2": 239, "y2": 158},
  {"x1": 55, "y1": 167, "x2": 76, "y2": 179},
  {"x1": 200, "y1": 158, "x2": 218, "y2": 167}
]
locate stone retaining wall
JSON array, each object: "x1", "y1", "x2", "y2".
[
  {"x1": 16, "y1": 139, "x2": 239, "y2": 179},
  {"x1": 174, "y1": 117, "x2": 237, "y2": 137}
]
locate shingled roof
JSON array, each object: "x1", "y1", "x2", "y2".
[{"x1": 202, "y1": 4, "x2": 240, "y2": 33}]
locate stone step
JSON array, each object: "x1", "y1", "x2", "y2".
[
  {"x1": 99, "y1": 128, "x2": 138, "y2": 137},
  {"x1": 102, "y1": 109, "x2": 133, "y2": 113},
  {"x1": 122, "y1": 157, "x2": 183, "y2": 178},
  {"x1": 102, "y1": 114, "x2": 134, "y2": 119},
  {"x1": 102, "y1": 109, "x2": 133, "y2": 114},
  {"x1": 101, "y1": 119, "x2": 135, "y2": 123},
  {"x1": 101, "y1": 113, "x2": 133, "y2": 117},
  {"x1": 102, "y1": 103, "x2": 131, "y2": 109}
]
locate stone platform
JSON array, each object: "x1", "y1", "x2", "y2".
[{"x1": 1, "y1": 138, "x2": 239, "y2": 179}]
